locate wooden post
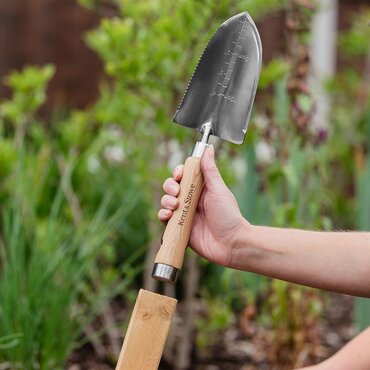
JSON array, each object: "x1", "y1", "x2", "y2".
[{"x1": 115, "y1": 289, "x2": 177, "y2": 370}]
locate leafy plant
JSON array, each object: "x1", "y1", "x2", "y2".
[
  {"x1": 354, "y1": 111, "x2": 370, "y2": 331},
  {"x1": 0, "y1": 64, "x2": 145, "y2": 367},
  {"x1": 0, "y1": 151, "x2": 140, "y2": 368},
  {"x1": 0, "y1": 65, "x2": 55, "y2": 146}
]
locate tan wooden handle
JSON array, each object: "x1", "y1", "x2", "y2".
[
  {"x1": 154, "y1": 156, "x2": 204, "y2": 270},
  {"x1": 115, "y1": 289, "x2": 177, "y2": 370}
]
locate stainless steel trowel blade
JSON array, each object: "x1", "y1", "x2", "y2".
[{"x1": 174, "y1": 12, "x2": 262, "y2": 144}]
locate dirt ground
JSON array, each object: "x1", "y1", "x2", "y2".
[{"x1": 68, "y1": 292, "x2": 356, "y2": 370}]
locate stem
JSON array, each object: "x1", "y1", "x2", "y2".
[{"x1": 176, "y1": 253, "x2": 200, "y2": 369}]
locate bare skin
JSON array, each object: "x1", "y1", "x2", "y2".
[
  {"x1": 301, "y1": 327, "x2": 370, "y2": 370},
  {"x1": 158, "y1": 145, "x2": 370, "y2": 370}
]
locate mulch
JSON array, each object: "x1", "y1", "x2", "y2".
[{"x1": 68, "y1": 292, "x2": 356, "y2": 370}]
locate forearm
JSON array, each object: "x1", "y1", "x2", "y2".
[
  {"x1": 301, "y1": 327, "x2": 370, "y2": 370},
  {"x1": 231, "y1": 224, "x2": 370, "y2": 297}
]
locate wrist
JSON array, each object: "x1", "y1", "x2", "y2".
[
  {"x1": 229, "y1": 224, "x2": 280, "y2": 272},
  {"x1": 228, "y1": 219, "x2": 255, "y2": 269}
]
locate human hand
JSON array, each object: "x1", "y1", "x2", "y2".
[{"x1": 158, "y1": 145, "x2": 250, "y2": 268}]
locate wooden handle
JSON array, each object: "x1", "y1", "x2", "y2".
[
  {"x1": 115, "y1": 289, "x2": 177, "y2": 370},
  {"x1": 155, "y1": 156, "x2": 204, "y2": 270}
]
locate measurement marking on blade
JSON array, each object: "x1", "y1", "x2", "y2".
[
  {"x1": 220, "y1": 15, "x2": 248, "y2": 93},
  {"x1": 211, "y1": 14, "x2": 250, "y2": 104}
]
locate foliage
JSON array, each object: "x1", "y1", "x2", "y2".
[
  {"x1": 354, "y1": 112, "x2": 370, "y2": 331},
  {"x1": 339, "y1": 11, "x2": 370, "y2": 57},
  {"x1": 0, "y1": 162, "x2": 135, "y2": 368},
  {"x1": 331, "y1": 10, "x2": 370, "y2": 332},
  {"x1": 0, "y1": 65, "x2": 55, "y2": 147},
  {"x1": 1, "y1": 64, "x2": 54, "y2": 123},
  {"x1": 0, "y1": 66, "x2": 143, "y2": 367},
  {"x1": 196, "y1": 297, "x2": 234, "y2": 349}
]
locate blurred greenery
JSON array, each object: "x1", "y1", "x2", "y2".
[
  {"x1": 355, "y1": 110, "x2": 370, "y2": 331},
  {"x1": 0, "y1": 0, "x2": 369, "y2": 368},
  {"x1": 0, "y1": 155, "x2": 139, "y2": 367}
]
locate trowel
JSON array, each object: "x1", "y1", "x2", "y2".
[
  {"x1": 115, "y1": 11, "x2": 262, "y2": 370},
  {"x1": 152, "y1": 11, "x2": 262, "y2": 284}
]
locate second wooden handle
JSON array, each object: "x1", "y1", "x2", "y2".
[{"x1": 154, "y1": 156, "x2": 204, "y2": 270}]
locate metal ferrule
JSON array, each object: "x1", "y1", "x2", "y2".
[
  {"x1": 192, "y1": 122, "x2": 212, "y2": 158},
  {"x1": 192, "y1": 141, "x2": 210, "y2": 157},
  {"x1": 151, "y1": 263, "x2": 179, "y2": 284}
]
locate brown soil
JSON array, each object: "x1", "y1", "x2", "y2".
[{"x1": 67, "y1": 292, "x2": 355, "y2": 370}]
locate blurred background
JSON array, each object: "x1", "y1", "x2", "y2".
[{"x1": 0, "y1": 0, "x2": 369, "y2": 369}]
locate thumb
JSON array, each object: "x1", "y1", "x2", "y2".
[{"x1": 201, "y1": 145, "x2": 225, "y2": 193}]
